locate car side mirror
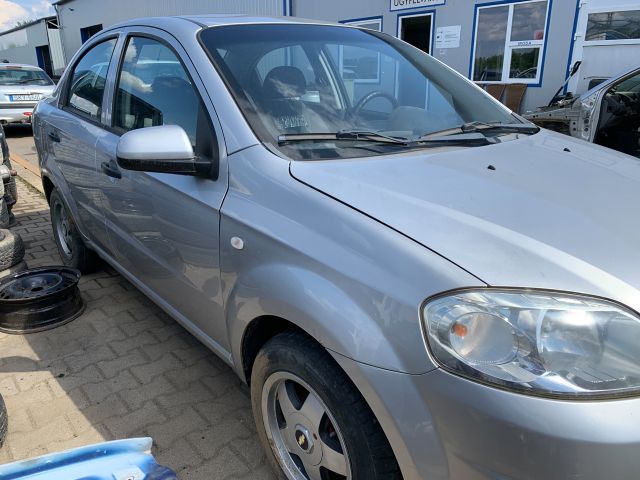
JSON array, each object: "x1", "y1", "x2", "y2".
[{"x1": 116, "y1": 125, "x2": 211, "y2": 177}]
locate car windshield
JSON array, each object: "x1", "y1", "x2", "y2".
[
  {"x1": 200, "y1": 24, "x2": 522, "y2": 160},
  {"x1": 0, "y1": 67, "x2": 53, "y2": 86}
]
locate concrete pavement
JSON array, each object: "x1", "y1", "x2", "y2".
[{"x1": 0, "y1": 136, "x2": 275, "y2": 478}]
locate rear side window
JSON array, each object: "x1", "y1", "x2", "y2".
[
  {"x1": 66, "y1": 38, "x2": 117, "y2": 121},
  {"x1": 113, "y1": 36, "x2": 201, "y2": 145}
]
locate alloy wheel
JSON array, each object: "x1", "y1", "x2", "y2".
[
  {"x1": 262, "y1": 372, "x2": 351, "y2": 480},
  {"x1": 54, "y1": 202, "x2": 73, "y2": 257}
]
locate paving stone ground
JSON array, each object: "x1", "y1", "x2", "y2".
[{"x1": 0, "y1": 178, "x2": 275, "y2": 479}]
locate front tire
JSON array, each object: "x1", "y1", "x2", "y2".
[
  {"x1": 49, "y1": 189, "x2": 100, "y2": 273},
  {"x1": 251, "y1": 331, "x2": 402, "y2": 480}
]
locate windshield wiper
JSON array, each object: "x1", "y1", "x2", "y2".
[
  {"x1": 421, "y1": 121, "x2": 539, "y2": 140},
  {"x1": 278, "y1": 129, "x2": 497, "y2": 149},
  {"x1": 278, "y1": 130, "x2": 409, "y2": 146}
]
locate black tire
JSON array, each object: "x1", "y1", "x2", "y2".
[
  {"x1": 0, "y1": 229, "x2": 25, "y2": 271},
  {"x1": 49, "y1": 189, "x2": 100, "y2": 273},
  {"x1": 0, "y1": 260, "x2": 27, "y2": 279},
  {"x1": 0, "y1": 197, "x2": 9, "y2": 229},
  {"x1": 251, "y1": 331, "x2": 402, "y2": 480},
  {"x1": 4, "y1": 178, "x2": 17, "y2": 206},
  {"x1": 0, "y1": 393, "x2": 7, "y2": 448}
]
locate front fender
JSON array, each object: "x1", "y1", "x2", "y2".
[
  {"x1": 220, "y1": 146, "x2": 483, "y2": 376},
  {"x1": 226, "y1": 261, "x2": 408, "y2": 379}
]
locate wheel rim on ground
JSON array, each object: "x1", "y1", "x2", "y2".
[
  {"x1": 0, "y1": 267, "x2": 84, "y2": 333},
  {"x1": 262, "y1": 372, "x2": 351, "y2": 480},
  {"x1": 53, "y1": 201, "x2": 73, "y2": 257}
]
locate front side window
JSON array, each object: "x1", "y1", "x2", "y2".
[
  {"x1": 472, "y1": 0, "x2": 549, "y2": 83},
  {"x1": 200, "y1": 24, "x2": 519, "y2": 161},
  {"x1": 586, "y1": 10, "x2": 640, "y2": 41},
  {"x1": 66, "y1": 38, "x2": 117, "y2": 121},
  {"x1": 0, "y1": 67, "x2": 53, "y2": 86},
  {"x1": 113, "y1": 36, "x2": 202, "y2": 145}
]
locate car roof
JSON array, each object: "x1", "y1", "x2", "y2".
[
  {"x1": 579, "y1": 64, "x2": 640, "y2": 99},
  {"x1": 0, "y1": 63, "x2": 44, "y2": 70},
  {"x1": 107, "y1": 14, "x2": 341, "y2": 32}
]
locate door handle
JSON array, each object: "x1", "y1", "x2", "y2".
[
  {"x1": 47, "y1": 131, "x2": 61, "y2": 143},
  {"x1": 101, "y1": 161, "x2": 122, "y2": 179}
]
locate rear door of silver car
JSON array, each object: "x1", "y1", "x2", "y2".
[{"x1": 45, "y1": 36, "x2": 120, "y2": 251}]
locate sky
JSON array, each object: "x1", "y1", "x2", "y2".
[{"x1": 0, "y1": 0, "x2": 54, "y2": 32}]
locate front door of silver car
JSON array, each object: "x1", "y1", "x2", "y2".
[
  {"x1": 95, "y1": 28, "x2": 230, "y2": 352},
  {"x1": 592, "y1": 68, "x2": 640, "y2": 157}
]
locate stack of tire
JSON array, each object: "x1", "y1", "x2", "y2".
[
  {"x1": 1, "y1": 124, "x2": 17, "y2": 227},
  {"x1": 0, "y1": 228, "x2": 26, "y2": 279},
  {"x1": 2, "y1": 157, "x2": 17, "y2": 225},
  {"x1": 0, "y1": 393, "x2": 6, "y2": 449},
  {"x1": 0, "y1": 125, "x2": 26, "y2": 278}
]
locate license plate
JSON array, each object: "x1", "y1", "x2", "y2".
[{"x1": 10, "y1": 94, "x2": 41, "y2": 101}]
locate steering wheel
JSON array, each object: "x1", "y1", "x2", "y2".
[{"x1": 351, "y1": 91, "x2": 399, "y2": 118}]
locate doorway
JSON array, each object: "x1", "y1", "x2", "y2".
[
  {"x1": 35, "y1": 45, "x2": 53, "y2": 78},
  {"x1": 399, "y1": 13, "x2": 433, "y2": 54},
  {"x1": 397, "y1": 12, "x2": 433, "y2": 107}
]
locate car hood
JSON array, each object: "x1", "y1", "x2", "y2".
[{"x1": 290, "y1": 130, "x2": 640, "y2": 310}]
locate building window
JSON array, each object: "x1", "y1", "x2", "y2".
[
  {"x1": 586, "y1": 10, "x2": 640, "y2": 42},
  {"x1": 80, "y1": 24, "x2": 103, "y2": 43},
  {"x1": 340, "y1": 18, "x2": 383, "y2": 84},
  {"x1": 472, "y1": 0, "x2": 549, "y2": 84}
]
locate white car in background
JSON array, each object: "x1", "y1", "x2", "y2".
[{"x1": 0, "y1": 63, "x2": 55, "y2": 125}]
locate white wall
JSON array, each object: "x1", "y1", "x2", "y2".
[
  {"x1": 57, "y1": 0, "x2": 285, "y2": 62},
  {"x1": 0, "y1": 20, "x2": 49, "y2": 67},
  {"x1": 568, "y1": 0, "x2": 640, "y2": 94},
  {"x1": 55, "y1": 0, "x2": 580, "y2": 111},
  {"x1": 296, "y1": 0, "x2": 579, "y2": 112}
]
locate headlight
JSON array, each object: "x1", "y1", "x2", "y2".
[{"x1": 423, "y1": 289, "x2": 640, "y2": 397}]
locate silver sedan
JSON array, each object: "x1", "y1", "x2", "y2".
[
  {"x1": 33, "y1": 15, "x2": 640, "y2": 480},
  {"x1": 0, "y1": 63, "x2": 55, "y2": 125}
]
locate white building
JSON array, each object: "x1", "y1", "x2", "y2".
[
  {"x1": 1, "y1": 0, "x2": 639, "y2": 111},
  {"x1": 0, "y1": 16, "x2": 65, "y2": 77}
]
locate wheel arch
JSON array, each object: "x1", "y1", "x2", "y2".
[
  {"x1": 239, "y1": 314, "x2": 415, "y2": 479},
  {"x1": 226, "y1": 262, "x2": 410, "y2": 384},
  {"x1": 42, "y1": 174, "x2": 54, "y2": 203},
  {"x1": 240, "y1": 314, "x2": 306, "y2": 386}
]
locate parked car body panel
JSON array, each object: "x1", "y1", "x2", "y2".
[
  {"x1": 0, "y1": 437, "x2": 177, "y2": 479},
  {"x1": 334, "y1": 351, "x2": 640, "y2": 480},
  {"x1": 290, "y1": 129, "x2": 640, "y2": 307},
  {"x1": 94, "y1": 25, "x2": 231, "y2": 352},
  {"x1": 221, "y1": 145, "x2": 482, "y2": 375}
]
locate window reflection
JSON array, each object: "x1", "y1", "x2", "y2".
[
  {"x1": 113, "y1": 37, "x2": 199, "y2": 145},
  {"x1": 67, "y1": 39, "x2": 116, "y2": 120}
]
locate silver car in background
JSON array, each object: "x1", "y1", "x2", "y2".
[
  {"x1": 33, "y1": 15, "x2": 640, "y2": 480},
  {"x1": 526, "y1": 65, "x2": 640, "y2": 158},
  {"x1": 0, "y1": 63, "x2": 55, "y2": 125}
]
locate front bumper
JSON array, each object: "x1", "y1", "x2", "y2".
[
  {"x1": 0, "y1": 103, "x2": 36, "y2": 124},
  {"x1": 332, "y1": 353, "x2": 640, "y2": 480}
]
